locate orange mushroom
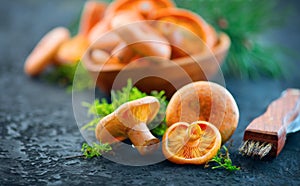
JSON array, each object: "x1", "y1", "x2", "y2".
[
  {"x1": 166, "y1": 81, "x2": 239, "y2": 143},
  {"x1": 113, "y1": 17, "x2": 171, "y2": 59},
  {"x1": 78, "y1": 0, "x2": 107, "y2": 36},
  {"x1": 150, "y1": 8, "x2": 218, "y2": 58},
  {"x1": 111, "y1": 42, "x2": 135, "y2": 64},
  {"x1": 111, "y1": 10, "x2": 145, "y2": 28},
  {"x1": 105, "y1": 0, "x2": 175, "y2": 19},
  {"x1": 55, "y1": 34, "x2": 90, "y2": 64},
  {"x1": 89, "y1": 49, "x2": 120, "y2": 65},
  {"x1": 24, "y1": 27, "x2": 70, "y2": 76},
  {"x1": 162, "y1": 121, "x2": 221, "y2": 164},
  {"x1": 91, "y1": 32, "x2": 122, "y2": 53},
  {"x1": 55, "y1": 1, "x2": 107, "y2": 65},
  {"x1": 95, "y1": 96, "x2": 161, "y2": 155},
  {"x1": 88, "y1": 17, "x2": 111, "y2": 44},
  {"x1": 151, "y1": 8, "x2": 217, "y2": 48}
]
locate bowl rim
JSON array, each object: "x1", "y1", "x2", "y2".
[{"x1": 171, "y1": 33, "x2": 230, "y2": 66}]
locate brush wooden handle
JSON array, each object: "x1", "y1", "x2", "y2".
[{"x1": 244, "y1": 89, "x2": 300, "y2": 157}]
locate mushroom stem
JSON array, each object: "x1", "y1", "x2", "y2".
[
  {"x1": 127, "y1": 122, "x2": 160, "y2": 155},
  {"x1": 185, "y1": 124, "x2": 203, "y2": 146}
]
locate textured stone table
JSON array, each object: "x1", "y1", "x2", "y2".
[{"x1": 1, "y1": 0, "x2": 300, "y2": 185}]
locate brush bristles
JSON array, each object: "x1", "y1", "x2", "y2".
[{"x1": 239, "y1": 140, "x2": 272, "y2": 159}]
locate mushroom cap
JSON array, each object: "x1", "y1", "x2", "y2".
[
  {"x1": 114, "y1": 21, "x2": 171, "y2": 59},
  {"x1": 162, "y1": 121, "x2": 222, "y2": 164},
  {"x1": 24, "y1": 27, "x2": 70, "y2": 76},
  {"x1": 55, "y1": 35, "x2": 90, "y2": 64},
  {"x1": 116, "y1": 96, "x2": 160, "y2": 129},
  {"x1": 95, "y1": 96, "x2": 160, "y2": 144},
  {"x1": 95, "y1": 112, "x2": 128, "y2": 144},
  {"x1": 111, "y1": 11, "x2": 144, "y2": 29},
  {"x1": 166, "y1": 81, "x2": 239, "y2": 143},
  {"x1": 104, "y1": 0, "x2": 175, "y2": 19}
]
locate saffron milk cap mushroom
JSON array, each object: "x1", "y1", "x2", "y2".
[
  {"x1": 95, "y1": 96, "x2": 160, "y2": 155},
  {"x1": 162, "y1": 121, "x2": 222, "y2": 164},
  {"x1": 78, "y1": 0, "x2": 107, "y2": 36},
  {"x1": 55, "y1": 34, "x2": 90, "y2": 64},
  {"x1": 105, "y1": 0, "x2": 175, "y2": 19},
  {"x1": 166, "y1": 81, "x2": 239, "y2": 143},
  {"x1": 24, "y1": 27, "x2": 70, "y2": 76},
  {"x1": 114, "y1": 22, "x2": 171, "y2": 59}
]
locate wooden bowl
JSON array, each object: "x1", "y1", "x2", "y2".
[{"x1": 83, "y1": 33, "x2": 230, "y2": 98}]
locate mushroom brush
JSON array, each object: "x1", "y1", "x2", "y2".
[
  {"x1": 95, "y1": 96, "x2": 160, "y2": 155},
  {"x1": 239, "y1": 89, "x2": 300, "y2": 159}
]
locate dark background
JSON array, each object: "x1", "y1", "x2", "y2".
[{"x1": 1, "y1": 0, "x2": 300, "y2": 185}]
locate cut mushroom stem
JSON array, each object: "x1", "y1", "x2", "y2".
[{"x1": 95, "y1": 96, "x2": 161, "y2": 155}]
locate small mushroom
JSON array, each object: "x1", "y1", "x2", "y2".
[
  {"x1": 95, "y1": 96, "x2": 160, "y2": 155},
  {"x1": 24, "y1": 27, "x2": 70, "y2": 76},
  {"x1": 55, "y1": 34, "x2": 90, "y2": 65},
  {"x1": 111, "y1": 42, "x2": 135, "y2": 64},
  {"x1": 78, "y1": 1, "x2": 107, "y2": 37}
]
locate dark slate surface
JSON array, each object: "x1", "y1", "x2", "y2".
[{"x1": 1, "y1": 0, "x2": 300, "y2": 185}]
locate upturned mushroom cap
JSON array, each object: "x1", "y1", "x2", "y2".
[{"x1": 95, "y1": 96, "x2": 160, "y2": 155}]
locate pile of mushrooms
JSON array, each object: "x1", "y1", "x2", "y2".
[{"x1": 95, "y1": 81, "x2": 239, "y2": 156}]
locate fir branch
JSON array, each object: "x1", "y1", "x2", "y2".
[{"x1": 175, "y1": 0, "x2": 290, "y2": 78}]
